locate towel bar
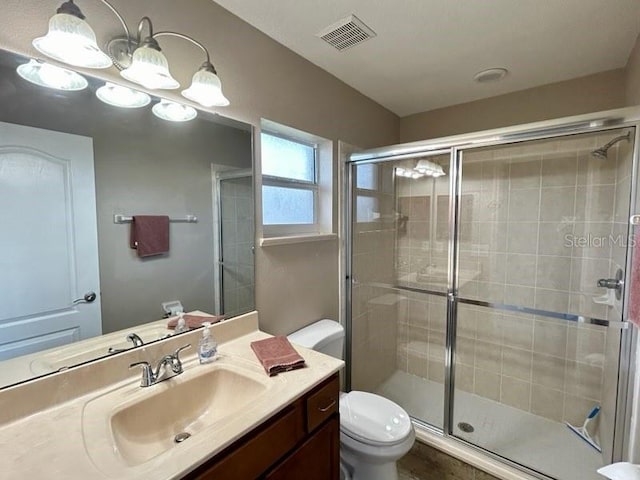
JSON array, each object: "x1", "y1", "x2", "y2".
[{"x1": 113, "y1": 214, "x2": 198, "y2": 224}]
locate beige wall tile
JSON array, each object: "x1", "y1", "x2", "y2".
[
  {"x1": 505, "y1": 254, "x2": 537, "y2": 287},
  {"x1": 428, "y1": 360, "x2": 445, "y2": 384},
  {"x1": 502, "y1": 346, "x2": 533, "y2": 381},
  {"x1": 456, "y1": 364, "x2": 475, "y2": 393},
  {"x1": 541, "y1": 153, "x2": 578, "y2": 187},
  {"x1": 536, "y1": 256, "x2": 572, "y2": 290},
  {"x1": 538, "y1": 222, "x2": 574, "y2": 257},
  {"x1": 577, "y1": 152, "x2": 617, "y2": 186},
  {"x1": 509, "y1": 158, "x2": 542, "y2": 189},
  {"x1": 502, "y1": 314, "x2": 534, "y2": 350},
  {"x1": 533, "y1": 319, "x2": 568, "y2": 358},
  {"x1": 575, "y1": 185, "x2": 616, "y2": 222},
  {"x1": 508, "y1": 188, "x2": 541, "y2": 222},
  {"x1": 475, "y1": 368, "x2": 501, "y2": 402},
  {"x1": 566, "y1": 326, "x2": 606, "y2": 363},
  {"x1": 501, "y1": 376, "x2": 531, "y2": 410},
  {"x1": 506, "y1": 222, "x2": 539, "y2": 254},
  {"x1": 565, "y1": 360, "x2": 604, "y2": 400},
  {"x1": 475, "y1": 310, "x2": 504, "y2": 343},
  {"x1": 532, "y1": 353, "x2": 566, "y2": 390},
  {"x1": 475, "y1": 340, "x2": 502, "y2": 371},
  {"x1": 531, "y1": 384, "x2": 564, "y2": 421},
  {"x1": 540, "y1": 186, "x2": 576, "y2": 222}
]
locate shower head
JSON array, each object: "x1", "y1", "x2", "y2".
[{"x1": 591, "y1": 131, "x2": 631, "y2": 159}]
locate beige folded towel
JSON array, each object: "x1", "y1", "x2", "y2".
[
  {"x1": 250, "y1": 336, "x2": 306, "y2": 376},
  {"x1": 167, "y1": 314, "x2": 224, "y2": 330}
]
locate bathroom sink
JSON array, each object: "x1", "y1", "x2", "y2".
[
  {"x1": 30, "y1": 324, "x2": 172, "y2": 375},
  {"x1": 83, "y1": 358, "x2": 274, "y2": 474}
]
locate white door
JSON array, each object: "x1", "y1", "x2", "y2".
[{"x1": 0, "y1": 121, "x2": 101, "y2": 360}]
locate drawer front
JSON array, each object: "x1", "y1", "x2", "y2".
[
  {"x1": 187, "y1": 403, "x2": 304, "y2": 480},
  {"x1": 306, "y1": 374, "x2": 339, "y2": 432}
]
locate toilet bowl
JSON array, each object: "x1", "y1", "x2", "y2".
[
  {"x1": 339, "y1": 391, "x2": 415, "y2": 480},
  {"x1": 288, "y1": 319, "x2": 415, "y2": 480}
]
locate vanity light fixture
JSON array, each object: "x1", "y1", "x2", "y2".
[
  {"x1": 152, "y1": 100, "x2": 198, "y2": 122},
  {"x1": 34, "y1": 1, "x2": 230, "y2": 107},
  {"x1": 16, "y1": 59, "x2": 88, "y2": 91},
  {"x1": 96, "y1": 82, "x2": 151, "y2": 108},
  {"x1": 32, "y1": 1, "x2": 112, "y2": 69}
]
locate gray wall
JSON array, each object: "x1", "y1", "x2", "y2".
[{"x1": 0, "y1": 56, "x2": 252, "y2": 332}]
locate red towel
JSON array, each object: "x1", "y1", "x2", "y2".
[
  {"x1": 130, "y1": 215, "x2": 170, "y2": 257},
  {"x1": 250, "y1": 336, "x2": 306, "y2": 376},
  {"x1": 167, "y1": 314, "x2": 225, "y2": 330}
]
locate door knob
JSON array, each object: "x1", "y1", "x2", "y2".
[{"x1": 73, "y1": 291, "x2": 97, "y2": 304}]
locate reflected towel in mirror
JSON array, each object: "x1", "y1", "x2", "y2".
[
  {"x1": 167, "y1": 314, "x2": 225, "y2": 329},
  {"x1": 130, "y1": 215, "x2": 170, "y2": 257}
]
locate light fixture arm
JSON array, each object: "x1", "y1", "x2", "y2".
[
  {"x1": 153, "y1": 31, "x2": 213, "y2": 68},
  {"x1": 96, "y1": 0, "x2": 131, "y2": 43}
]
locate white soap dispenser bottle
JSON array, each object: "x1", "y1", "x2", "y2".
[{"x1": 198, "y1": 322, "x2": 217, "y2": 364}]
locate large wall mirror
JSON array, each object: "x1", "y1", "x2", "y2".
[{"x1": 0, "y1": 49, "x2": 255, "y2": 389}]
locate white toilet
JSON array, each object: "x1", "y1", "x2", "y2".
[{"x1": 288, "y1": 319, "x2": 415, "y2": 480}]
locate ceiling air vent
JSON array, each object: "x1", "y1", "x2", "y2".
[{"x1": 317, "y1": 14, "x2": 376, "y2": 51}]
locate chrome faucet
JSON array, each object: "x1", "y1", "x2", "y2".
[
  {"x1": 108, "y1": 333, "x2": 145, "y2": 354},
  {"x1": 129, "y1": 344, "x2": 191, "y2": 387}
]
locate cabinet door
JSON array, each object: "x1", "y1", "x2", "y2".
[{"x1": 266, "y1": 415, "x2": 339, "y2": 480}]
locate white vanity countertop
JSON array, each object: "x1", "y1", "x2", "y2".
[{"x1": 0, "y1": 312, "x2": 343, "y2": 479}]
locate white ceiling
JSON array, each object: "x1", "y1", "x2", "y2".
[{"x1": 213, "y1": 0, "x2": 640, "y2": 117}]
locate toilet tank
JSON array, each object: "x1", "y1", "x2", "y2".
[{"x1": 287, "y1": 319, "x2": 344, "y2": 360}]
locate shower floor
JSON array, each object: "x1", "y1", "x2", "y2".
[{"x1": 375, "y1": 370, "x2": 603, "y2": 480}]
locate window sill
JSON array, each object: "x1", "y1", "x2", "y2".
[{"x1": 260, "y1": 233, "x2": 337, "y2": 247}]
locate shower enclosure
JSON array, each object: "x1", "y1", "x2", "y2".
[
  {"x1": 215, "y1": 170, "x2": 255, "y2": 318},
  {"x1": 346, "y1": 114, "x2": 639, "y2": 480}
]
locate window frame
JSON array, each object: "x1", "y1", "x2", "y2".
[{"x1": 261, "y1": 130, "x2": 321, "y2": 235}]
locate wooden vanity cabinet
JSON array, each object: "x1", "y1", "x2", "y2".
[{"x1": 183, "y1": 373, "x2": 340, "y2": 480}]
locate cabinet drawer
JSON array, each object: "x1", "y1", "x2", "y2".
[
  {"x1": 306, "y1": 374, "x2": 339, "y2": 432},
  {"x1": 186, "y1": 402, "x2": 305, "y2": 480}
]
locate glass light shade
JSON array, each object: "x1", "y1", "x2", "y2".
[
  {"x1": 17, "y1": 60, "x2": 88, "y2": 91},
  {"x1": 33, "y1": 13, "x2": 112, "y2": 69},
  {"x1": 96, "y1": 83, "x2": 151, "y2": 108},
  {"x1": 152, "y1": 100, "x2": 197, "y2": 122},
  {"x1": 181, "y1": 68, "x2": 229, "y2": 107},
  {"x1": 121, "y1": 45, "x2": 179, "y2": 90}
]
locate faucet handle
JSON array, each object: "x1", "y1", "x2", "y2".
[
  {"x1": 174, "y1": 344, "x2": 191, "y2": 357},
  {"x1": 129, "y1": 361, "x2": 154, "y2": 387},
  {"x1": 171, "y1": 344, "x2": 191, "y2": 373}
]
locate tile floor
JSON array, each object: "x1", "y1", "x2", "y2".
[{"x1": 398, "y1": 441, "x2": 499, "y2": 480}]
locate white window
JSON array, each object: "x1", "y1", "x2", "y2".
[{"x1": 260, "y1": 120, "x2": 333, "y2": 241}]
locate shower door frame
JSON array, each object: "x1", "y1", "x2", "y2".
[
  {"x1": 345, "y1": 108, "x2": 640, "y2": 478},
  {"x1": 214, "y1": 168, "x2": 254, "y2": 316}
]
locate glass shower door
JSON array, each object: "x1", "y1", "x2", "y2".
[
  {"x1": 218, "y1": 174, "x2": 255, "y2": 317},
  {"x1": 451, "y1": 129, "x2": 634, "y2": 480},
  {"x1": 350, "y1": 153, "x2": 450, "y2": 430}
]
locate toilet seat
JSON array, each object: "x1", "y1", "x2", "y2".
[{"x1": 339, "y1": 391, "x2": 412, "y2": 447}]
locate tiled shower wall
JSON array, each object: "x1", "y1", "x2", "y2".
[{"x1": 394, "y1": 130, "x2": 632, "y2": 427}]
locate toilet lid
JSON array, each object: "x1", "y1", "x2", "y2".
[{"x1": 339, "y1": 391, "x2": 412, "y2": 446}]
